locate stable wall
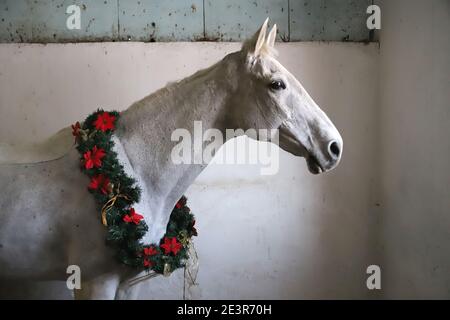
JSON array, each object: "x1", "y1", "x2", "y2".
[{"x1": 378, "y1": 0, "x2": 450, "y2": 298}]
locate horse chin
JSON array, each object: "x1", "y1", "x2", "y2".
[
  {"x1": 306, "y1": 154, "x2": 324, "y2": 175},
  {"x1": 278, "y1": 125, "x2": 325, "y2": 174}
]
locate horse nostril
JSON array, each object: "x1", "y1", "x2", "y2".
[{"x1": 328, "y1": 141, "x2": 341, "y2": 158}]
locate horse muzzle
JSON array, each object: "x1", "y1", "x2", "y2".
[{"x1": 306, "y1": 139, "x2": 343, "y2": 175}]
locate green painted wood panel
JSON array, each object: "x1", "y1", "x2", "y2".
[
  {"x1": 118, "y1": 0, "x2": 203, "y2": 41},
  {"x1": 0, "y1": 0, "x2": 375, "y2": 42},
  {"x1": 290, "y1": 0, "x2": 372, "y2": 41},
  {"x1": 0, "y1": 0, "x2": 118, "y2": 43},
  {"x1": 204, "y1": 0, "x2": 289, "y2": 41}
]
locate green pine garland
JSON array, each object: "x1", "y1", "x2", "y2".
[{"x1": 72, "y1": 110, "x2": 197, "y2": 274}]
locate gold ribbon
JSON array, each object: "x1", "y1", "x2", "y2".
[
  {"x1": 101, "y1": 193, "x2": 131, "y2": 226},
  {"x1": 178, "y1": 230, "x2": 190, "y2": 247}
]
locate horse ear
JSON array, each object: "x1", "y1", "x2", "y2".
[
  {"x1": 266, "y1": 24, "x2": 277, "y2": 48},
  {"x1": 243, "y1": 18, "x2": 269, "y2": 56}
]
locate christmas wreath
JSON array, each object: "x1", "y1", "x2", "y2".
[{"x1": 71, "y1": 110, "x2": 197, "y2": 275}]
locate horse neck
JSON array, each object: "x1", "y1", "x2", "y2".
[{"x1": 115, "y1": 53, "x2": 239, "y2": 243}]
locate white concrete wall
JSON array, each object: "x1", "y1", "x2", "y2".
[
  {"x1": 378, "y1": 0, "x2": 450, "y2": 298},
  {"x1": 0, "y1": 42, "x2": 379, "y2": 299}
]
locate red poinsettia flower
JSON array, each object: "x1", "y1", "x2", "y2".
[
  {"x1": 160, "y1": 237, "x2": 182, "y2": 256},
  {"x1": 83, "y1": 146, "x2": 106, "y2": 169},
  {"x1": 123, "y1": 208, "x2": 144, "y2": 225},
  {"x1": 143, "y1": 246, "x2": 158, "y2": 256},
  {"x1": 88, "y1": 174, "x2": 111, "y2": 195},
  {"x1": 142, "y1": 246, "x2": 158, "y2": 268},
  {"x1": 71, "y1": 121, "x2": 81, "y2": 138},
  {"x1": 143, "y1": 259, "x2": 154, "y2": 268},
  {"x1": 93, "y1": 112, "x2": 116, "y2": 132},
  {"x1": 175, "y1": 197, "x2": 186, "y2": 209}
]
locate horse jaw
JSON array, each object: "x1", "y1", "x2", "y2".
[{"x1": 278, "y1": 110, "x2": 343, "y2": 175}]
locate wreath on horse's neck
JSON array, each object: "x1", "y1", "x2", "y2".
[{"x1": 72, "y1": 110, "x2": 197, "y2": 275}]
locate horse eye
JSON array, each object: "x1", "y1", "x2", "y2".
[{"x1": 270, "y1": 80, "x2": 286, "y2": 90}]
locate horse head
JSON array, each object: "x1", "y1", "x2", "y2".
[{"x1": 228, "y1": 18, "x2": 343, "y2": 174}]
